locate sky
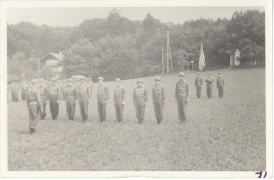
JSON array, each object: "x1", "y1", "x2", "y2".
[{"x1": 8, "y1": 7, "x2": 265, "y2": 27}]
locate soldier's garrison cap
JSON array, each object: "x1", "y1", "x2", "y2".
[
  {"x1": 137, "y1": 79, "x2": 143, "y2": 83},
  {"x1": 178, "y1": 72, "x2": 185, "y2": 77},
  {"x1": 155, "y1": 77, "x2": 161, "y2": 81},
  {"x1": 115, "y1": 78, "x2": 121, "y2": 82},
  {"x1": 98, "y1": 77, "x2": 104, "y2": 81}
]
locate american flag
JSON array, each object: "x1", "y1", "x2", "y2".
[{"x1": 199, "y1": 41, "x2": 205, "y2": 71}]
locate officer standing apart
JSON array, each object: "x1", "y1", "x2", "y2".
[
  {"x1": 175, "y1": 72, "x2": 189, "y2": 123},
  {"x1": 133, "y1": 79, "x2": 148, "y2": 124},
  {"x1": 78, "y1": 77, "x2": 91, "y2": 122},
  {"x1": 152, "y1": 77, "x2": 166, "y2": 124},
  {"x1": 97, "y1": 77, "x2": 109, "y2": 122},
  {"x1": 64, "y1": 79, "x2": 78, "y2": 120},
  {"x1": 195, "y1": 72, "x2": 203, "y2": 98},
  {"x1": 113, "y1": 78, "x2": 126, "y2": 122},
  {"x1": 39, "y1": 79, "x2": 49, "y2": 120},
  {"x1": 26, "y1": 79, "x2": 42, "y2": 135},
  {"x1": 49, "y1": 77, "x2": 61, "y2": 120},
  {"x1": 217, "y1": 72, "x2": 225, "y2": 98},
  {"x1": 205, "y1": 72, "x2": 214, "y2": 98}
]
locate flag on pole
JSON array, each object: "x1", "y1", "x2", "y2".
[{"x1": 199, "y1": 41, "x2": 206, "y2": 71}]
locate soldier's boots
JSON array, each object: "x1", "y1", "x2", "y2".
[{"x1": 30, "y1": 128, "x2": 35, "y2": 135}]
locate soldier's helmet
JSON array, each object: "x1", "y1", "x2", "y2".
[
  {"x1": 178, "y1": 72, "x2": 185, "y2": 77},
  {"x1": 155, "y1": 77, "x2": 161, "y2": 81},
  {"x1": 115, "y1": 78, "x2": 121, "y2": 83},
  {"x1": 31, "y1": 79, "x2": 39, "y2": 85},
  {"x1": 137, "y1": 79, "x2": 143, "y2": 83},
  {"x1": 98, "y1": 77, "x2": 104, "y2": 81},
  {"x1": 51, "y1": 77, "x2": 57, "y2": 81}
]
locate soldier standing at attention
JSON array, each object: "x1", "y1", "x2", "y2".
[
  {"x1": 26, "y1": 79, "x2": 42, "y2": 135},
  {"x1": 49, "y1": 77, "x2": 61, "y2": 120},
  {"x1": 152, "y1": 77, "x2": 166, "y2": 124},
  {"x1": 64, "y1": 79, "x2": 78, "y2": 121},
  {"x1": 175, "y1": 72, "x2": 189, "y2": 123},
  {"x1": 78, "y1": 77, "x2": 91, "y2": 122},
  {"x1": 133, "y1": 79, "x2": 148, "y2": 124},
  {"x1": 97, "y1": 77, "x2": 109, "y2": 122},
  {"x1": 205, "y1": 72, "x2": 214, "y2": 98},
  {"x1": 39, "y1": 79, "x2": 49, "y2": 120},
  {"x1": 217, "y1": 72, "x2": 225, "y2": 98},
  {"x1": 195, "y1": 72, "x2": 203, "y2": 98},
  {"x1": 113, "y1": 78, "x2": 126, "y2": 123}
]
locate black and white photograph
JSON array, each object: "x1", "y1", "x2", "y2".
[{"x1": 0, "y1": 0, "x2": 272, "y2": 178}]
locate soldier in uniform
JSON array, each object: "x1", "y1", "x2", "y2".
[
  {"x1": 152, "y1": 77, "x2": 166, "y2": 124},
  {"x1": 133, "y1": 79, "x2": 148, "y2": 124},
  {"x1": 38, "y1": 79, "x2": 49, "y2": 120},
  {"x1": 113, "y1": 78, "x2": 126, "y2": 122},
  {"x1": 12, "y1": 82, "x2": 19, "y2": 102},
  {"x1": 195, "y1": 72, "x2": 203, "y2": 98},
  {"x1": 205, "y1": 72, "x2": 214, "y2": 98},
  {"x1": 48, "y1": 77, "x2": 61, "y2": 120},
  {"x1": 78, "y1": 77, "x2": 91, "y2": 122},
  {"x1": 26, "y1": 79, "x2": 42, "y2": 135},
  {"x1": 216, "y1": 72, "x2": 225, "y2": 98},
  {"x1": 175, "y1": 72, "x2": 189, "y2": 123},
  {"x1": 97, "y1": 77, "x2": 109, "y2": 122},
  {"x1": 64, "y1": 79, "x2": 78, "y2": 120}
]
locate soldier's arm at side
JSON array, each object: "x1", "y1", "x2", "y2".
[
  {"x1": 144, "y1": 87, "x2": 148, "y2": 103},
  {"x1": 26, "y1": 90, "x2": 29, "y2": 107},
  {"x1": 186, "y1": 82, "x2": 189, "y2": 100},
  {"x1": 36, "y1": 89, "x2": 41, "y2": 105},
  {"x1": 122, "y1": 87, "x2": 126, "y2": 102},
  {"x1": 162, "y1": 86, "x2": 166, "y2": 102},
  {"x1": 132, "y1": 89, "x2": 135, "y2": 103},
  {"x1": 105, "y1": 86, "x2": 109, "y2": 101}
]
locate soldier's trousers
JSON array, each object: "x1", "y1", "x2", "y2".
[
  {"x1": 206, "y1": 84, "x2": 213, "y2": 98},
  {"x1": 114, "y1": 97, "x2": 124, "y2": 122},
  {"x1": 28, "y1": 102, "x2": 41, "y2": 130},
  {"x1": 97, "y1": 95, "x2": 107, "y2": 122},
  {"x1": 66, "y1": 96, "x2": 76, "y2": 119},
  {"x1": 134, "y1": 97, "x2": 146, "y2": 123},
  {"x1": 153, "y1": 96, "x2": 164, "y2": 123},
  {"x1": 79, "y1": 96, "x2": 88, "y2": 120},
  {"x1": 49, "y1": 95, "x2": 59, "y2": 119},
  {"x1": 196, "y1": 86, "x2": 202, "y2": 98},
  {"x1": 21, "y1": 92, "x2": 25, "y2": 100},
  {"x1": 40, "y1": 96, "x2": 47, "y2": 119},
  {"x1": 217, "y1": 84, "x2": 224, "y2": 98},
  {"x1": 176, "y1": 94, "x2": 187, "y2": 122},
  {"x1": 12, "y1": 91, "x2": 18, "y2": 102}
]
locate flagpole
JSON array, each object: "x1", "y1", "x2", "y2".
[
  {"x1": 162, "y1": 47, "x2": 164, "y2": 74},
  {"x1": 166, "y1": 30, "x2": 169, "y2": 74}
]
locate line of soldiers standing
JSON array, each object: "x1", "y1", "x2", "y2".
[{"x1": 22, "y1": 71, "x2": 224, "y2": 135}]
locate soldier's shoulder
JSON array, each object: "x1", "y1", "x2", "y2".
[{"x1": 184, "y1": 80, "x2": 190, "y2": 84}]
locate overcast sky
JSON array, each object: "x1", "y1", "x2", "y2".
[{"x1": 8, "y1": 7, "x2": 265, "y2": 27}]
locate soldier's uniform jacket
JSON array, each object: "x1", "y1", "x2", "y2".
[
  {"x1": 39, "y1": 85, "x2": 49, "y2": 99},
  {"x1": 26, "y1": 86, "x2": 41, "y2": 105},
  {"x1": 195, "y1": 77, "x2": 203, "y2": 87},
  {"x1": 205, "y1": 76, "x2": 214, "y2": 84},
  {"x1": 97, "y1": 83, "x2": 109, "y2": 100},
  {"x1": 217, "y1": 77, "x2": 225, "y2": 86},
  {"x1": 114, "y1": 84, "x2": 126, "y2": 101},
  {"x1": 175, "y1": 80, "x2": 189, "y2": 98},
  {"x1": 78, "y1": 83, "x2": 91, "y2": 99},
  {"x1": 49, "y1": 84, "x2": 61, "y2": 99},
  {"x1": 133, "y1": 86, "x2": 148, "y2": 102},
  {"x1": 64, "y1": 85, "x2": 78, "y2": 99},
  {"x1": 152, "y1": 83, "x2": 166, "y2": 102},
  {"x1": 12, "y1": 84, "x2": 19, "y2": 92}
]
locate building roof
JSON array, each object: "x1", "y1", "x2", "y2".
[{"x1": 40, "y1": 52, "x2": 64, "y2": 63}]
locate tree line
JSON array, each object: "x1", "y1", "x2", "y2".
[{"x1": 7, "y1": 9, "x2": 265, "y2": 82}]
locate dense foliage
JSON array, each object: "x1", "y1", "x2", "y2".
[{"x1": 7, "y1": 9, "x2": 265, "y2": 82}]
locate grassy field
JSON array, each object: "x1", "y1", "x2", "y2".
[{"x1": 8, "y1": 68, "x2": 266, "y2": 171}]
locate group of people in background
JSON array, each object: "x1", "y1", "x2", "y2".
[{"x1": 8, "y1": 71, "x2": 225, "y2": 135}]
